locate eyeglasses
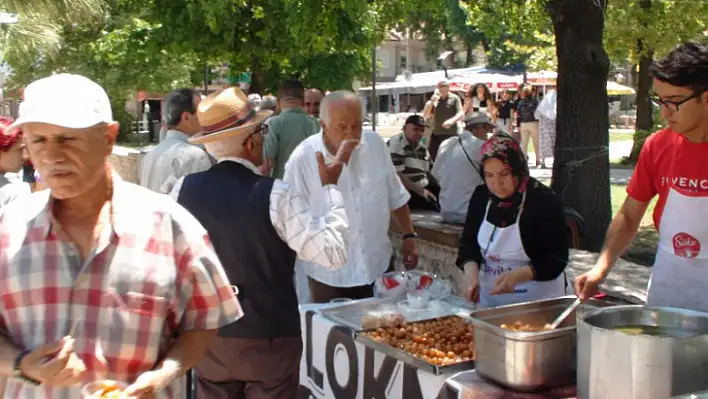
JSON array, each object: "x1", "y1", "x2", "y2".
[
  {"x1": 651, "y1": 90, "x2": 706, "y2": 113},
  {"x1": 245, "y1": 123, "x2": 269, "y2": 141}
]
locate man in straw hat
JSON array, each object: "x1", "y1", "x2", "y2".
[
  {"x1": 0, "y1": 73, "x2": 242, "y2": 399},
  {"x1": 285, "y1": 90, "x2": 419, "y2": 304},
  {"x1": 169, "y1": 87, "x2": 356, "y2": 399}
]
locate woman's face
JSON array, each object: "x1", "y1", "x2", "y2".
[
  {"x1": 0, "y1": 139, "x2": 25, "y2": 173},
  {"x1": 477, "y1": 86, "x2": 485, "y2": 97},
  {"x1": 484, "y1": 157, "x2": 517, "y2": 199}
]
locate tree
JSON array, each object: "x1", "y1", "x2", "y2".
[
  {"x1": 5, "y1": 1, "x2": 199, "y2": 138},
  {"x1": 547, "y1": 0, "x2": 611, "y2": 251},
  {"x1": 148, "y1": 0, "x2": 425, "y2": 93},
  {"x1": 457, "y1": 0, "x2": 611, "y2": 250},
  {"x1": 604, "y1": 0, "x2": 708, "y2": 160},
  {"x1": 0, "y1": 0, "x2": 103, "y2": 59}
]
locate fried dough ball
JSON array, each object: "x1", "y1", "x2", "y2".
[{"x1": 363, "y1": 316, "x2": 475, "y2": 365}]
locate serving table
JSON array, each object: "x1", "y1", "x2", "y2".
[
  {"x1": 298, "y1": 297, "x2": 473, "y2": 398},
  {"x1": 298, "y1": 297, "x2": 582, "y2": 399}
]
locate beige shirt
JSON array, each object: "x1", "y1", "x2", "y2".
[{"x1": 139, "y1": 130, "x2": 213, "y2": 193}]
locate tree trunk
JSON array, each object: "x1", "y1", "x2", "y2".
[
  {"x1": 250, "y1": 58, "x2": 265, "y2": 94},
  {"x1": 629, "y1": 0, "x2": 654, "y2": 161},
  {"x1": 547, "y1": 0, "x2": 612, "y2": 252},
  {"x1": 465, "y1": 41, "x2": 474, "y2": 66},
  {"x1": 629, "y1": 48, "x2": 654, "y2": 161}
]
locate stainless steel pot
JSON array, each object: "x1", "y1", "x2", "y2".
[{"x1": 577, "y1": 305, "x2": 708, "y2": 399}]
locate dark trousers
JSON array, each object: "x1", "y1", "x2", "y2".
[
  {"x1": 195, "y1": 336, "x2": 302, "y2": 399},
  {"x1": 428, "y1": 134, "x2": 455, "y2": 162},
  {"x1": 407, "y1": 182, "x2": 441, "y2": 211},
  {"x1": 307, "y1": 277, "x2": 375, "y2": 303}
]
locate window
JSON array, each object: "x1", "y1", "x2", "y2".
[{"x1": 400, "y1": 55, "x2": 407, "y2": 69}]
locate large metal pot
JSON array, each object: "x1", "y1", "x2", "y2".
[{"x1": 577, "y1": 305, "x2": 708, "y2": 399}]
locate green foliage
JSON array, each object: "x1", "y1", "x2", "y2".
[
  {"x1": 604, "y1": 0, "x2": 708, "y2": 64},
  {"x1": 147, "y1": 0, "x2": 423, "y2": 91},
  {"x1": 5, "y1": 3, "x2": 198, "y2": 139}
]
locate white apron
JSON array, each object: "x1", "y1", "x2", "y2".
[
  {"x1": 646, "y1": 141, "x2": 708, "y2": 312},
  {"x1": 478, "y1": 192, "x2": 565, "y2": 307}
]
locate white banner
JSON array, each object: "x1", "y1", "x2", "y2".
[{"x1": 298, "y1": 306, "x2": 450, "y2": 399}]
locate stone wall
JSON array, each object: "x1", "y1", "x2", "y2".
[
  {"x1": 389, "y1": 232, "x2": 648, "y2": 305},
  {"x1": 107, "y1": 147, "x2": 144, "y2": 184}
]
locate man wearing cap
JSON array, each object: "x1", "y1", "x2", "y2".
[
  {"x1": 432, "y1": 112, "x2": 494, "y2": 223},
  {"x1": 0, "y1": 74, "x2": 242, "y2": 399},
  {"x1": 422, "y1": 79, "x2": 464, "y2": 161},
  {"x1": 387, "y1": 114, "x2": 440, "y2": 211},
  {"x1": 168, "y1": 87, "x2": 355, "y2": 399}
]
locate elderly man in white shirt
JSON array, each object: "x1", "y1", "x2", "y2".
[
  {"x1": 139, "y1": 88, "x2": 213, "y2": 193},
  {"x1": 285, "y1": 90, "x2": 419, "y2": 303},
  {"x1": 431, "y1": 112, "x2": 493, "y2": 224}
]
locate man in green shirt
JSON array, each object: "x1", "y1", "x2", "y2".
[{"x1": 263, "y1": 79, "x2": 320, "y2": 178}]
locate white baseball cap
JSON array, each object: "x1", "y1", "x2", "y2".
[{"x1": 9, "y1": 73, "x2": 113, "y2": 132}]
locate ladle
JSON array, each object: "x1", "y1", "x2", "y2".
[{"x1": 548, "y1": 297, "x2": 582, "y2": 330}]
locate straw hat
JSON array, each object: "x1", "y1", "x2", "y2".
[{"x1": 190, "y1": 87, "x2": 272, "y2": 156}]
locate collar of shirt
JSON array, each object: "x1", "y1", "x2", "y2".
[
  {"x1": 218, "y1": 157, "x2": 262, "y2": 175},
  {"x1": 165, "y1": 129, "x2": 190, "y2": 142},
  {"x1": 279, "y1": 107, "x2": 307, "y2": 116},
  {"x1": 400, "y1": 132, "x2": 425, "y2": 151},
  {"x1": 30, "y1": 167, "x2": 132, "y2": 239}
]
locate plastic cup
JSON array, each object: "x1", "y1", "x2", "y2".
[{"x1": 81, "y1": 380, "x2": 129, "y2": 398}]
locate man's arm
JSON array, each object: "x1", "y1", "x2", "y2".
[
  {"x1": 270, "y1": 180, "x2": 349, "y2": 269},
  {"x1": 391, "y1": 204, "x2": 415, "y2": 235},
  {"x1": 151, "y1": 330, "x2": 216, "y2": 382},
  {"x1": 397, "y1": 173, "x2": 423, "y2": 195},
  {"x1": 446, "y1": 96, "x2": 465, "y2": 125},
  {"x1": 276, "y1": 152, "x2": 349, "y2": 269},
  {"x1": 594, "y1": 197, "x2": 650, "y2": 277}
]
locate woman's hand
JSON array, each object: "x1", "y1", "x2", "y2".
[
  {"x1": 489, "y1": 266, "x2": 534, "y2": 295},
  {"x1": 463, "y1": 262, "x2": 480, "y2": 303}
]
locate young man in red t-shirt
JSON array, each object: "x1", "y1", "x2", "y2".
[{"x1": 576, "y1": 41, "x2": 708, "y2": 312}]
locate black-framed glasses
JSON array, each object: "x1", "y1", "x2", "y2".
[
  {"x1": 245, "y1": 123, "x2": 269, "y2": 141},
  {"x1": 651, "y1": 90, "x2": 706, "y2": 112}
]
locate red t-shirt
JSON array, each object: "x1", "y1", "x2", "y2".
[{"x1": 627, "y1": 128, "x2": 708, "y2": 229}]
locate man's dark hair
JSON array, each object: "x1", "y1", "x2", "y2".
[
  {"x1": 651, "y1": 41, "x2": 708, "y2": 93},
  {"x1": 162, "y1": 88, "x2": 198, "y2": 128},
  {"x1": 278, "y1": 79, "x2": 305, "y2": 100}
]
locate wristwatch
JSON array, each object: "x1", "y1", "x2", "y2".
[
  {"x1": 13, "y1": 350, "x2": 40, "y2": 386},
  {"x1": 402, "y1": 232, "x2": 419, "y2": 240}
]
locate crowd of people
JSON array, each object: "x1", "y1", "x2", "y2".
[{"x1": 0, "y1": 40, "x2": 705, "y2": 399}]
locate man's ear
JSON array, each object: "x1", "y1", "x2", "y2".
[{"x1": 105, "y1": 122, "x2": 119, "y2": 145}]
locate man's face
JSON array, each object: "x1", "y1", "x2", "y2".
[
  {"x1": 503, "y1": 92, "x2": 511, "y2": 101},
  {"x1": 653, "y1": 78, "x2": 708, "y2": 135},
  {"x1": 470, "y1": 124, "x2": 492, "y2": 139},
  {"x1": 23, "y1": 122, "x2": 117, "y2": 199},
  {"x1": 321, "y1": 100, "x2": 363, "y2": 151},
  {"x1": 304, "y1": 90, "x2": 323, "y2": 117},
  {"x1": 437, "y1": 84, "x2": 450, "y2": 98},
  {"x1": 239, "y1": 123, "x2": 268, "y2": 167},
  {"x1": 404, "y1": 123, "x2": 425, "y2": 144},
  {"x1": 185, "y1": 95, "x2": 203, "y2": 135}
]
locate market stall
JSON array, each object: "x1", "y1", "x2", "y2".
[
  {"x1": 297, "y1": 269, "x2": 708, "y2": 399},
  {"x1": 297, "y1": 271, "x2": 600, "y2": 399}
]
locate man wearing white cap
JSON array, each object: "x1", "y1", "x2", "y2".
[
  {"x1": 0, "y1": 74, "x2": 243, "y2": 399},
  {"x1": 169, "y1": 87, "x2": 355, "y2": 399},
  {"x1": 432, "y1": 112, "x2": 493, "y2": 223}
]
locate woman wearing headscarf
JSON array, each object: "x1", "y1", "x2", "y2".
[
  {"x1": 456, "y1": 133, "x2": 568, "y2": 307},
  {"x1": 535, "y1": 87, "x2": 558, "y2": 168},
  {"x1": 0, "y1": 116, "x2": 25, "y2": 190}
]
